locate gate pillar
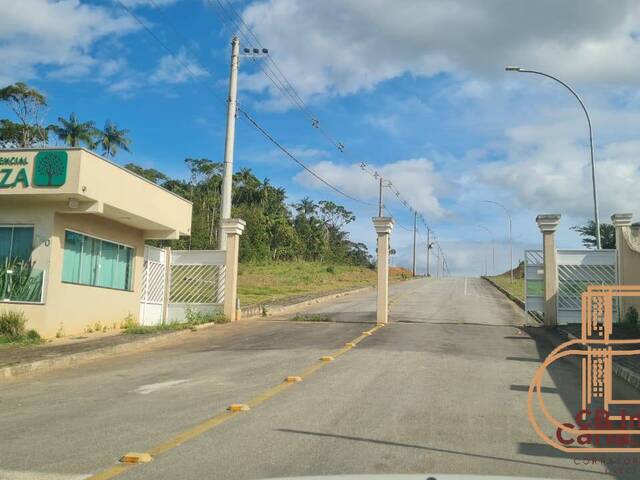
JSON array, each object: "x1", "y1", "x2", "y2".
[
  {"x1": 222, "y1": 218, "x2": 246, "y2": 321},
  {"x1": 373, "y1": 217, "x2": 394, "y2": 325},
  {"x1": 536, "y1": 214, "x2": 561, "y2": 328}
]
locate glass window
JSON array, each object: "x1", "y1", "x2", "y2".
[
  {"x1": 62, "y1": 230, "x2": 134, "y2": 291},
  {"x1": 0, "y1": 226, "x2": 34, "y2": 266}
]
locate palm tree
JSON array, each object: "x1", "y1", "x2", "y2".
[
  {"x1": 49, "y1": 113, "x2": 98, "y2": 148},
  {"x1": 98, "y1": 120, "x2": 131, "y2": 158}
]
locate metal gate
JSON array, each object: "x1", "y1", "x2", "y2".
[
  {"x1": 139, "y1": 247, "x2": 226, "y2": 326},
  {"x1": 139, "y1": 246, "x2": 167, "y2": 325},
  {"x1": 525, "y1": 249, "x2": 617, "y2": 324}
]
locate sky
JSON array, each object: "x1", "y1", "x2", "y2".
[{"x1": 2, "y1": 0, "x2": 640, "y2": 276}]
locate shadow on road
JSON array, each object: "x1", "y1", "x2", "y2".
[{"x1": 276, "y1": 428, "x2": 616, "y2": 477}]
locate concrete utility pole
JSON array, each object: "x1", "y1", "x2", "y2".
[
  {"x1": 482, "y1": 200, "x2": 513, "y2": 284},
  {"x1": 435, "y1": 245, "x2": 440, "y2": 279},
  {"x1": 412, "y1": 211, "x2": 417, "y2": 276},
  {"x1": 426, "y1": 229, "x2": 431, "y2": 277},
  {"x1": 219, "y1": 36, "x2": 240, "y2": 250},
  {"x1": 378, "y1": 177, "x2": 383, "y2": 217}
]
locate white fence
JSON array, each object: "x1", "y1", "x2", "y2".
[
  {"x1": 139, "y1": 246, "x2": 226, "y2": 325},
  {"x1": 525, "y1": 249, "x2": 617, "y2": 324}
]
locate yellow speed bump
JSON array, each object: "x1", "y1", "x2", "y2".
[
  {"x1": 227, "y1": 404, "x2": 250, "y2": 412},
  {"x1": 345, "y1": 342, "x2": 356, "y2": 347},
  {"x1": 376, "y1": 323, "x2": 386, "y2": 327},
  {"x1": 361, "y1": 331, "x2": 372, "y2": 336},
  {"x1": 320, "y1": 355, "x2": 334, "y2": 362},
  {"x1": 120, "y1": 453, "x2": 152, "y2": 464},
  {"x1": 284, "y1": 376, "x2": 303, "y2": 383}
]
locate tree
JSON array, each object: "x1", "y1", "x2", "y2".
[
  {"x1": 49, "y1": 112, "x2": 98, "y2": 148},
  {"x1": 124, "y1": 163, "x2": 168, "y2": 184},
  {"x1": 0, "y1": 82, "x2": 48, "y2": 147},
  {"x1": 571, "y1": 221, "x2": 616, "y2": 249},
  {"x1": 98, "y1": 120, "x2": 131, "y2": 158},
  {"x1": 0, "y1": 119, "x2": 47, "y2": 148}
]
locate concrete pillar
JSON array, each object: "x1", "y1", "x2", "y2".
[
  {"x1": 222, "y1": 218, "x2": 246, "y2": 321},
  {"x1": 612, "y1": 213, "x2": 633, "y2": 286},
  {"x1": 536, "y1": 214, "x2": 561, "y2": 328},
  {"x1": 373, "y1": 217, "x2": 394, "y2": 324}
]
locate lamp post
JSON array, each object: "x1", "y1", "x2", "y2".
[
  {"x1": 505, "y1": 66, "x2": 601, "y2": 249},
  {"x1": 475, "y1": 225, "x2": 495, "y2": 276},
  {"x1": 482, "y1": 200, "x2": 513, "y2": 283}
]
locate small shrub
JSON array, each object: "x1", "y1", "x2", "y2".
[
  {"x1": 326, "y1": 265, "x2": 335, "y2": 274},
  {"x1": 0, "y1": 310, "x2": 26, "y2": 339},
  {"x1": 261, "y1": 305, "x2": 268, "y2": 317},
  {"x1": 25, "y1": 329, "x2": 41, "y2": 342},
  {"x1": 290, "y1": 314, "x2": 331, "y2": 322},
  {"x1": 55, "y1": 325, "x2": 65, "y2": 339},
  {"x1": 120, "y1": 314, "x2": 137, "y2": 330},
  {"x1": 624, "y1": 306, "x2": 639, "y2": 329}
]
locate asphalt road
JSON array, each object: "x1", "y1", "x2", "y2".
[{"x1": 1, "y1": 278, "x2": 639, "y2": 480}]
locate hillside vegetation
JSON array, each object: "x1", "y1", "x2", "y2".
[{"x1": 238, "y1": 262, "x2": 412, "y2": 306}]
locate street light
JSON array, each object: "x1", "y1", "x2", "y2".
[
  {"x1": 481, "y1": 200, "x2": 513, "y2": 284},
  {"x1": 505, "y1": 66, "x2": 602, "y2": 249},
  {"x1": 475, "y1": 225, "x2": 495, "y2": 276}
]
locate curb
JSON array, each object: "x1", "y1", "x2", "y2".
[
  {"x1": 0, "y1": 321, "x2": 219, "y2": 382},
  {"x1": 481, "y1": 276, "x2": 525, "y2": 309},
  {"x1": 241, "y1": 285, "x2": 375, "y2": 319},
  {"x1": 558, "y1": 327, "x2": 640, "y2": 392}
]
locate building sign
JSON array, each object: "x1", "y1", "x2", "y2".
[
  {"x1": 33, "y1": 151, "x2": 67, "y2": 187},
  {"x1": 0, "y1": 151, "x2": 67, "y2": 189}
]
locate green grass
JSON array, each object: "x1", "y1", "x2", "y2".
[
  {"x1": 122, "y1": 311, "x2": 229, "y2": 335},
  {"x1": 238, "y1": 261, "x2": 412, "y2": 306},
  {"x1": 487, "y1": 273, "x2": 525, "y2": 301}
]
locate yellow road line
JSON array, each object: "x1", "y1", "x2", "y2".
[{"x1": 87, "y1": 322, "x2": 385, "y2": 480}]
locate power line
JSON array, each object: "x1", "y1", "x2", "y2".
[{"x1": 238, "y1": 107, "x2": 374, "y2": 206}]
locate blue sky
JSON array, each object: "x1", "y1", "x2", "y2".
[{"x1": 4, "y1": 0, "x2": 640, "y2": 275}]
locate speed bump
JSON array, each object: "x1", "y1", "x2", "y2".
[
  {"x1": 120, "y1": 452, "x2": 152, "y2": 464},
  {"x1": 284, "y1": 376, "x2": 303, "y2": 383},
  {"x1": 320, "y1": 355, "x2": 334, "y2": 362},
  {"x1": 345, "y1": 342, "x2": 356, "y2": 347},
  {"x1": 362, "y1": 331, "x2": 372, "y2": 336},
  {"x1": 227, "y1": 404, "x2": 250, "y2": 412}
]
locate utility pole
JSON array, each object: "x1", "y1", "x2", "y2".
[
  {"x1": 412, "y1": 211, "x2": 417, "y2": 277},
  {"x1": 378, "y1": 177, "x2": 383, "y2": 217},
  {"x1": 435, "y1": 245, "x2": 440, "y2": 279},
  {"x1": 426, "y1": 229, "x2": 431, "y2": 277},
  {"x1": 219, "y1": 36, "x2": 240, "y2": 250}
]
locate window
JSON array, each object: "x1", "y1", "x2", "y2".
[
  {"x1": 0, "y1": 225, "x2": 34, "y2": 265},
  {"x1": 62, "y1": 230, "x2": 134, "y2": 291}
]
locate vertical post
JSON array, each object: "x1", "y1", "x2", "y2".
[
  {"x1": 219, "y1": 36, "x2": 240, "y2": 250},
  {"x1": 378, "y1": 177, "x2": 383, "y2": 217},
  {"x1": 222, "y1": 218, "x2": 246, "y2": 321},
  {"x1": 426, "y1": 229, "x2": 431, "y2": 277},
  {"x1": 612, "y1": 213, "x2": 633, "y2": 319},
  {"x1": 509, "y1": 215, "x2": 513, "y2": 284},
  {"x1": 412, "y1": 211, "x2": 417, "y2": 277},
  {"x1": 536, "y1": 214, "x2": 561, "y2": 328},
  {"x1": 162, "y1": 247, "x2": 171, "y2": 324},
  {"x1": 436, "y1": 246, "x2": 440, "y2": 279},
  {"x1": 373, "y1": 217, "x2": 394, "y2": 325},
  {"x1": 611, "y1": 213, "x2": 633, "y2": 286}
]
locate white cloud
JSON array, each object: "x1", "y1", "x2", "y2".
[
  {"x1": 240, "y1": 0, "x2": 640, "y2": 103},
  {"x1": 0, "y1": 0, "x2": 138, "y2": 85},
  {"x1": 119, "y1": 0, "x2": 180, "y2": 7},
  {"x1": 150, "y1": 48, "x2": 208, "y2": 84},
  {"x1": 293, "y1": 158, "x2": 448, "y2": 219}
]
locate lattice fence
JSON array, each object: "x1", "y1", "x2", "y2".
[
  {"x1": 558, "y1": 263, "x2": 616, "y2": 310},
  {"x1": 141, "y1": 259, "x2": 166, "y2": 304},
  {"x1": 169, "y1": 264, "x2": 225, "y2": 304}
]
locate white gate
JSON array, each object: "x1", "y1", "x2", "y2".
[
  {"x1": 139, "y1": 247, "x2": 226, "y2": 326},
  {"x1": 524, "y1": 249, "x2": 617, "y2": 324},
  {"x1": 139, "y1": 246, "x2": 167, "y2": 325}
]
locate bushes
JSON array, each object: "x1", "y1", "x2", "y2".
[
  {"x1": 122, "y1": 310, "x2": 228, "y2": 335},
  {"x1": 0, "y1": 310, "x2": 42, "y2": 344}
]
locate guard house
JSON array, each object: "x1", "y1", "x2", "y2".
[{"x1": 0, "y1": 148, "x2": 192, "y2": 337}]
